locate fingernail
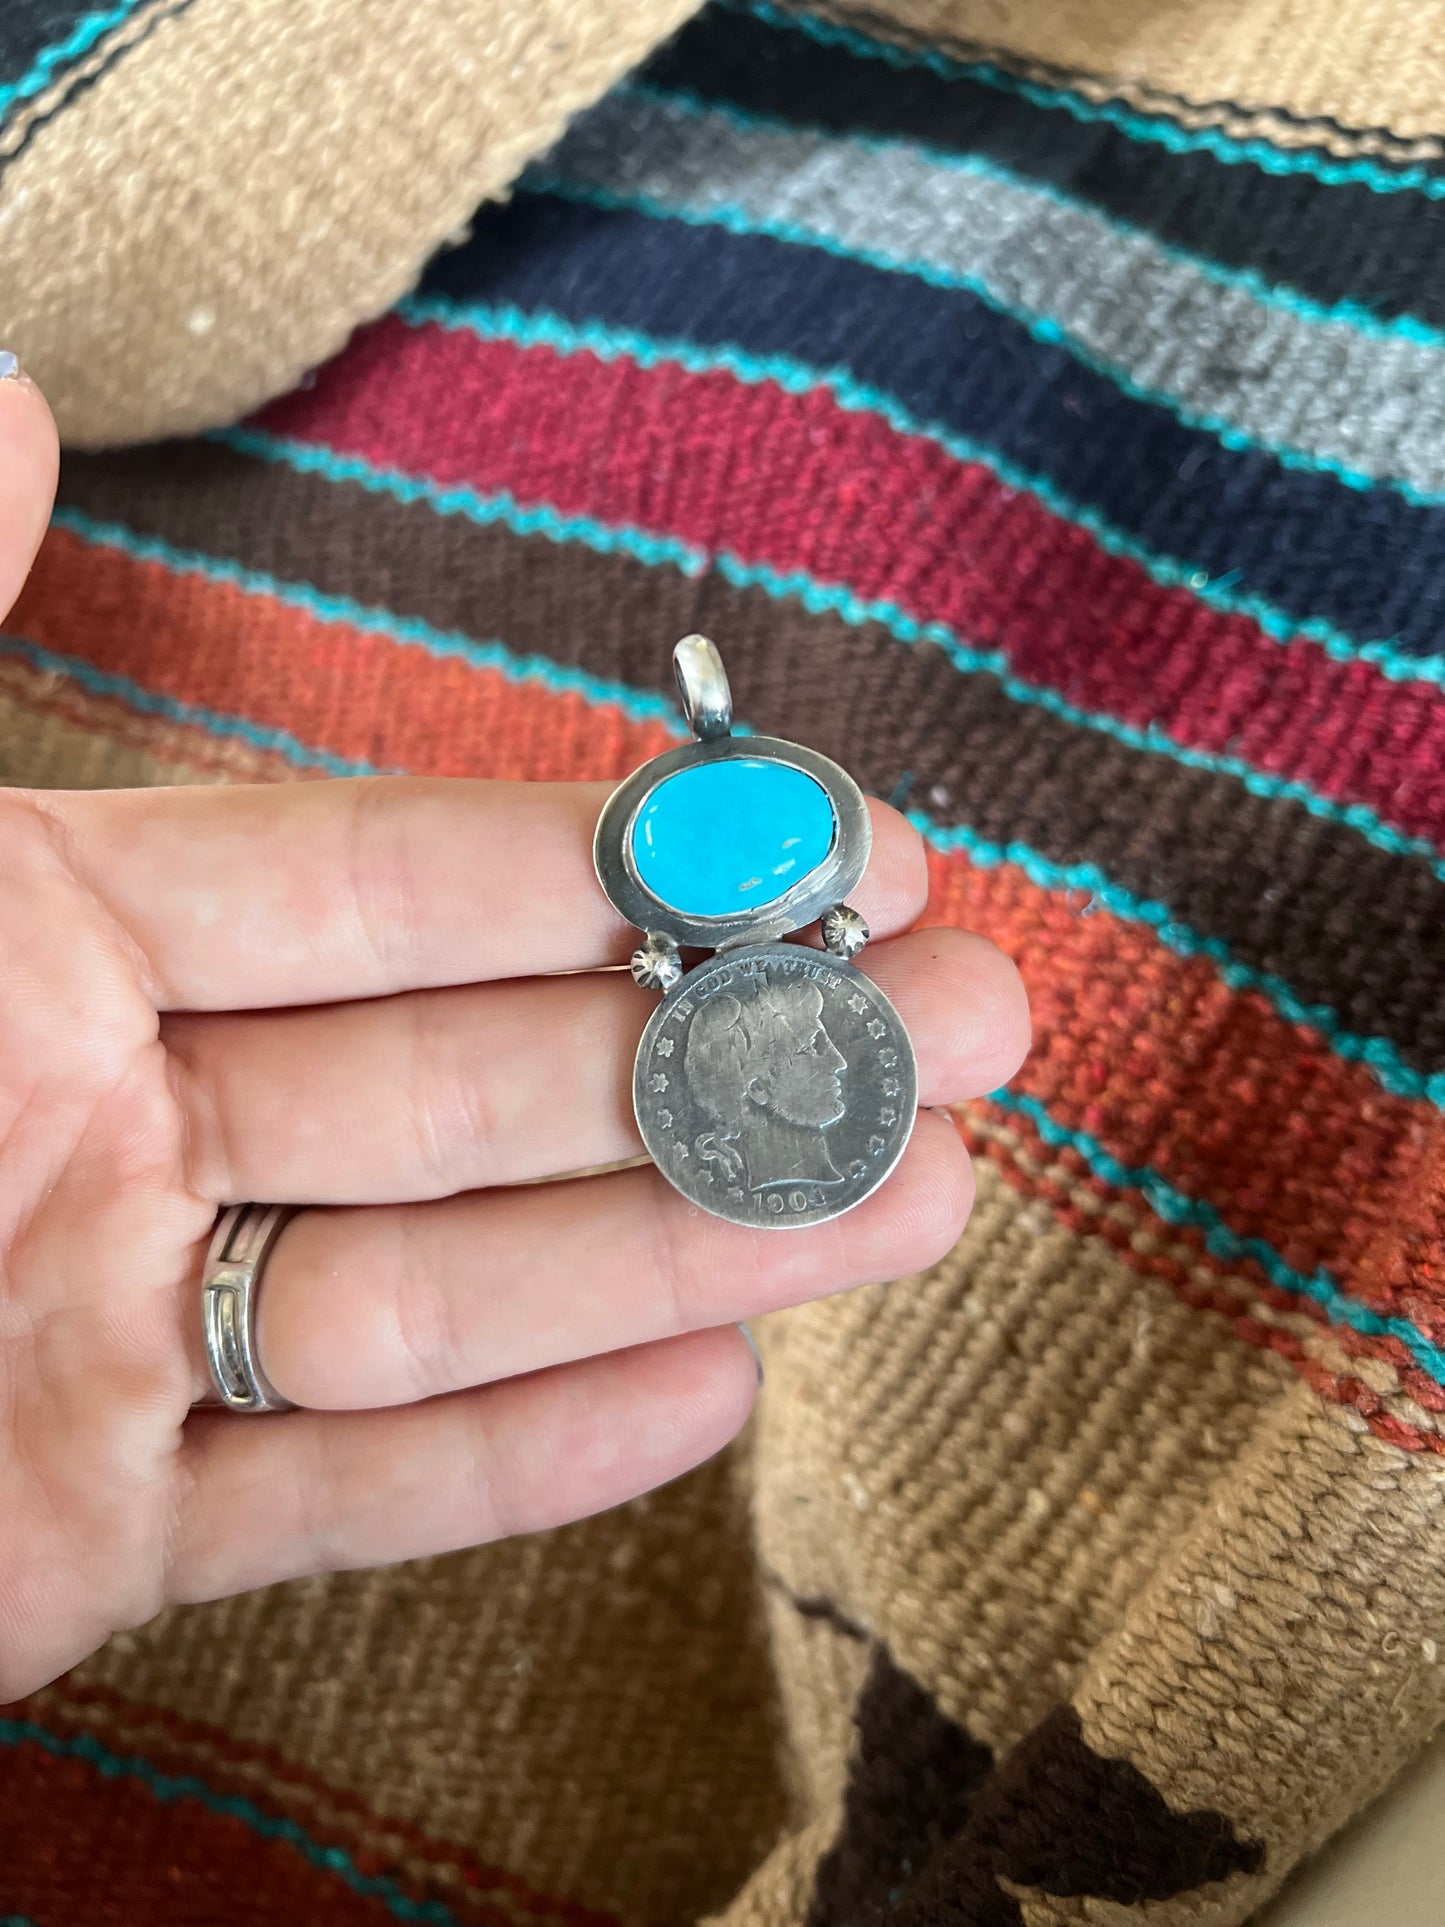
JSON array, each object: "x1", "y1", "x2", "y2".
[
  {"x1": 737, "y1": 1320, "x2": 765, "y2": 1386},
  {"x1": 0, "y1": 351, "x2": 20, "y2": 382}
]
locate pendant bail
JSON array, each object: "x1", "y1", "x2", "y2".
[{"x1": 674, "y1": 634, "x2": 733, "y2": 742}]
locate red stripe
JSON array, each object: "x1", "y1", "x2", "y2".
[
  {"x1": 257, "y1": 316, "x2": 1445, "y2": 848},
  {"x1": 13, "y1": 528, "x2": 1441, "y2": 1348},
  {"x1": 0, "y1": 1730, "x2": 435, "y2": 1927},
  {"x1": 12, "y1": 1681, "x2": 613, "y2": 1927}
]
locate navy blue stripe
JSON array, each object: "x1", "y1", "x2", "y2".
[
  {"x1": 642, "y1": 4, "x2": 1445, "y2": 332},
  {"x1": 0, "y1": 0, "x2": 139, "y2": 108},
  {"x1": 419, "y1": 190, "x2": 1445, "y2": 659},
  {"x1": 1, "y1": 0, "x2": 93, "y2": 85}
]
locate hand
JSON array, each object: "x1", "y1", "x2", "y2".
[{"x1": 0, "y1": 369, "x2": 1030, "y2": 1700}]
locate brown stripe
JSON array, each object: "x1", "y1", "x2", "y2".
[{"x1": 58, "y1": 443, "x2": 1445, "y2": 1074}]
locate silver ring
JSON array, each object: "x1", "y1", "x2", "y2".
[{"x1": 200, "y1": 1204, "x2": 297, "y2": 1413}]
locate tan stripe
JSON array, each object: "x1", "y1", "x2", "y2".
[
  {"x1": 0, "y1": 656, "x2": 300, "y2": 788},
  {"x1": 751, "y1": 1154, "x2": 1295, "y2": 1757},
  {"x1": 821, "y1": 0, "x2": 1445, "y2": 156},
  {"x1": 66, "y1": 1449, "x2": 786, "y2": 1927},
  {"x1": 0, "y1": 0, "x2": 194, "y2": 164},
  {"x1": 0, "y1": 0, "x2": 697, "y2": 445},
  {"x1": 1069, "y1": 1389, "x2": 1445, "y2": 1917},
  {"x1": 965, "y1": 1108, "x2": 1445, "y2": 1441}
]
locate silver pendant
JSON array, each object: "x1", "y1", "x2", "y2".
[{"x1": 594, "y1": 636, "x2": 917, "y2": 1229}]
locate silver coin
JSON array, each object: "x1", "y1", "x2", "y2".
[{"x1": 634, "y1": 943, "x2": 918, "y2": 1230}]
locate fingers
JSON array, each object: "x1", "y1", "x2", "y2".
[
  {"x1": 37, "y1": 778, "x2": 927, "y2": 1012},
  {"x1": 165, "y1": 925, "x2": 1027, "y2": 1203},
  {"x1": 0, "y1": 363, "x2": 59, "y2": 621},
  {"x1": 249, "y1": 1110, "x2": 970, "y2": 1410},
  {"x1": 168, "y1": 1326, "x2": 757, "y2": 1604}
]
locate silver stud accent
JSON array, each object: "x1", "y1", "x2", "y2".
[
  {"x1": 821, "y1": 903, "x2": 869, "y2": 960},
  {"x1": 631, "y1": 932, "x2": 684, "y2": 993}
]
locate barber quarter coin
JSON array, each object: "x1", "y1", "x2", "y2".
[{"x1": 634, "y1": 942, "x2": 918, "y2": 1229}]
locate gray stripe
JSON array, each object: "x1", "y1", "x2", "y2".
[{"x1": 536, "y1": 87, "x2": 1445, "y2": 501}]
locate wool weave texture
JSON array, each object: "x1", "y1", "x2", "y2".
[{"x1": 3, "y1": 1, "x2": 1445, "y2": 1922}]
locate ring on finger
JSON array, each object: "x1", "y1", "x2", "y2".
[{"x1": 200, "y1": 1203, "x2": 298, "y2": 1414}]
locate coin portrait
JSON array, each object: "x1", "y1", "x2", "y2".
[{"x1": 634, "y1": 943, "x2": 918, "y2": 1228}]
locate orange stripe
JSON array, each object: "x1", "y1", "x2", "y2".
[
  {"x1": 927, "y1": 853, "x2": 1444, "y2": 1333},
  {"x1": 11, "y1": 527, "x2": 676, "y2": 783},
  {"x1": 11, "y1": 528, "x2": 1442, "y2": 1334}
]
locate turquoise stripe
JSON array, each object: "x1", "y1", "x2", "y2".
[
  {"x1": 402, "y1": 293, "x2": 1445, "y2": 782},
  {"x1": 0, "y1": 1718, "x2": 467, "y2": 1925},
  {"x1": 47, "y1": 505, "x2": 689, "y2": 730},
  {"x1": 630, "y1": 80, "x2": 1445, "y2": 352},
  {"x1": 920, "y1": 809, "x2": 1445, "y2": 1108},
  {"x1": 35, "y1": 497, "x2": 1445, "y2": 1114},
  {"x1": 734, "y1": 0, "x2": 1445, "y2": 203},
  {"x1": 0, "y1": 0, "x2": 147, "y2": 119},
  {"x1": 401, "y1": 292, "x2": 1445, "y2": 694},
  {"x1": 988, "y1": 1088, "x2": 1445, "y2": 1383},
  {"x1": 525, "y1": 166, "x2": 1445, "y2": 511}
]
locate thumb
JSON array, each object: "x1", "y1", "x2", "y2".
[{"x1": 0, "y1": 353, "x2": 59, "y2": 626}]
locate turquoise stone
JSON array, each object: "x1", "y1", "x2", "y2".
[{"x1": 632, "y1": 758, "x2": 836, "y2": 918}]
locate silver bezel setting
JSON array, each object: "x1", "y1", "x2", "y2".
[{"x1": 593, "y1": 733, "x2": 873, "y2": 950}]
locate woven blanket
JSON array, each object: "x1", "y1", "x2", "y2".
[{"x1": 2, "y1": 2, "x2": 1445, "y2": 1922}]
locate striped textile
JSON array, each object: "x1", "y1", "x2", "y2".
[{"x1": 3, "y1": 2, "x2": 1445, "y2": 1923}]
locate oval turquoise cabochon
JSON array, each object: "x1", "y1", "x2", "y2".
[{"x1": 631, "y1": 758, "x2": 838, "y2": 919}]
